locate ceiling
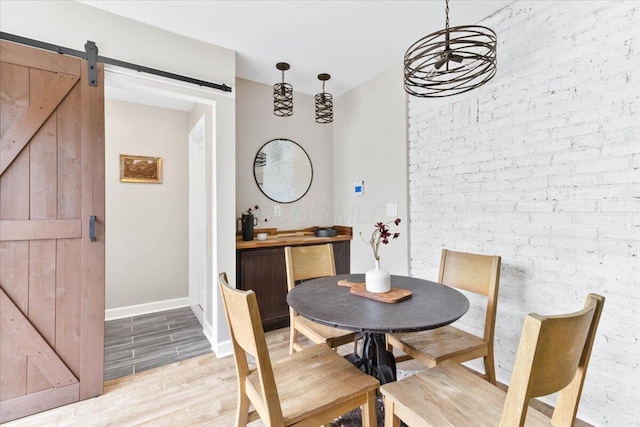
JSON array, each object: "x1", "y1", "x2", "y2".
[{"x1": 82, "y1": 0, "x2": 512, "y2": 97}]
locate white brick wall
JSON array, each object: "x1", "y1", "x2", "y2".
[{"x1": 408, "y1": 1, "x2": 640, "y2": 425}]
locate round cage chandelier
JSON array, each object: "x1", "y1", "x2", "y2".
[
  {"x1": 273, "y1": 62, "x2": 293, "y2": 116},
  {"x1": 315, "y1": 73, "x2": 333, "y2": 124},
  {"x1": 404, "y1": 0, "x2": 497, "y2": 98}
]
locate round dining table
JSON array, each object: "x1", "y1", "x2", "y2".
[{"x1": 286, "y1": 273, "x2": 470, "y2": 384}]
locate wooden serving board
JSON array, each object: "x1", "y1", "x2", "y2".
[{"x1": 337, "y1": 280, "x2": 412, "y2": 303}]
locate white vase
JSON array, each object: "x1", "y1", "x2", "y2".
[{"x1": 365, "y1": 259, "x2": 391, "y2": 293}]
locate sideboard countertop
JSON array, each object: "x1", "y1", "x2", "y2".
[{"x1": 236, "y1": 225, "x2": 352, "y2": 250}]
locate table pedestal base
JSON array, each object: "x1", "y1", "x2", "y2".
[{"x1": 346, "y1": 332, "x2": 397, "y2": 384}]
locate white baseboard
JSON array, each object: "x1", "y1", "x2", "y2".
[
  {"x1": 192, "y1": 304, "x2": 204, "y2": 326},
  {"x1": 202, "y1": 319, "x2": 232, "y2": 357},
  {"x1": 203, "y1": 319, "x2": 214, "y2": 347},
  {"x1": 105, "y1": 297, "x2": 190, "y2": 321},
  {"x1": 214, "y1": 339, "x2": 233, "y2": 358}
]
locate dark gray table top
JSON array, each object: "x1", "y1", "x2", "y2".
[{"x1": 286, "y1": 274, "x2": 470, "y2": 334}]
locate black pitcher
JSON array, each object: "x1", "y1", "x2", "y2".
[{"x1": 237, "y1": 214, "x2": 258, "y2": 241}]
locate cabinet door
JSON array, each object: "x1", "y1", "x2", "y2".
[
  {"x1": 236, "y1": 241, "x2": 351, "y2": 332},
  {"x1": 333, "y1": 241, "x2": 351, "y2": 274},
  {"x1": 237, "y1": 247, "x2": 289, "y2": 331}
]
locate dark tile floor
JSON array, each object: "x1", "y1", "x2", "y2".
[{"x1": 104, "y1": 307, "x2": 212, "y2": 381}]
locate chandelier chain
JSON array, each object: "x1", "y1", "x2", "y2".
[{"x1": 445, "y1": 0, "x2": 450, "y2": 31}]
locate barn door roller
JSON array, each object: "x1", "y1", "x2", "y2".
[
  {"x1": 0, "y1": 32, "x2": 232, "y2": 93},
  {"x1": 84, "y1": 41, "x2": 98, "y2": 87}
]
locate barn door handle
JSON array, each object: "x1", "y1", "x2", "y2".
[{"x1": 89, "y1": 215, "x2": 97, "y2": 242}]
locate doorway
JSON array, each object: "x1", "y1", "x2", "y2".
[{"x1": 103, "y1": 68, "x2": 217, "y2": 379}]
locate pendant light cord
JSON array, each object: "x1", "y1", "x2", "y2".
[{"x1": 281, "y1": 69, "x2": 286, "y2": 96}]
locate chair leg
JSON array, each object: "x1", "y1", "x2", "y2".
[
  {"x1": 484, "y1": 350, "x2": 496, "y2": 385},
  {"x1": 289, "y1": 326, "x2": 298, "y2": 355},
  {"x1": 384, "y1": 398, "x2": 401, "y2": 427},
  {"x1": 235, "y1": 386, "x2": 250, "y2": 427},
  {"x1": 362, "y1": 390, "x2": 377, "y2": 427}
]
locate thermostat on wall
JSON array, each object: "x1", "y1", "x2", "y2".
[{"x1": 354, "y1": 181, "x2": 364, "y2": 196}]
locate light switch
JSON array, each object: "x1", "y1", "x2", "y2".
[
  {"x1": 387, "y1": 203, "x2": 397, "y2": 217},
  {"x1": 273, "y1": 205, "x2": 281, "y2": 217}
]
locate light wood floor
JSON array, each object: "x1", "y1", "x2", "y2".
[{"x1": 5, "y1": 328, "x2": 593, "y2": 427}]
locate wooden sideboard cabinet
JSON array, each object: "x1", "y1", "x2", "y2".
[{"x1": 236, "y1": 239, "x2": 350, "y2": 331}]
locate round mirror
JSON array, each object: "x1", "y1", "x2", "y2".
[{"x1": 253, "y1": 139, "x2": 313, "y2": 204}]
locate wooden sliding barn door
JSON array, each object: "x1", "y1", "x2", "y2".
[{"x1": 0, "y1": 40, "x2": 105, "y2": 422}]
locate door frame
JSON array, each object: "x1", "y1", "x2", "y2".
[{"x1": 188, "y1": 114, "x2": 207, "y2": 325}]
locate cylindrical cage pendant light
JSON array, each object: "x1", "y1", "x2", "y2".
[
  {"x1": 315, "y1": 73, "x2": 333, "y2": 124},
  {"x1": 404, "y1": 0, "x2": 497, "y2": 98},
  {"x1": 273, "y1": 62, "x2": 293, "y2": 116}
]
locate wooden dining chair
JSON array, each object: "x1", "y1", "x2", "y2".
[
  {"x1": 285, "y1": 244, "x2": 356, "y2": 354},
  {"x1": 218, "y1": 273, "x2": 379, "y2": 427},
  {"x1": 386, "y1": 248, "x2": 501, "y2": 383},
  {"x1": 381, "y1": 293, "x2": 605, "y2": 427}
]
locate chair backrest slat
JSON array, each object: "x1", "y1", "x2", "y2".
[
  {"x1": 285, "y1": 244, "x2": 336, "y2": 290},
  {"x1": 438, "y1": 249, "x2": 501, "y2": 342},
  {"x1": 500, "y1": 293, "x2": 605, "y2": 427},
  {"x1": 439, "y1": 249, "x2": 500, "y2": 296}
]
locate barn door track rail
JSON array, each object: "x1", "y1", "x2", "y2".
[{"x1": 0, "y1": 32, "x2": 232, "y2": 93}]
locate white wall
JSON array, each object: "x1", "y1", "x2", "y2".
[
  {"x1": 105, "y1": 100, "x2": 189, "y2": 309},
  {"x1": 408, "y1": 1, "x2": 640, "y2": 425},
  {"x1": 333, "y1": 64, "x2": 409, "y2": 275},
  {"x1": 1, "y1": 0, "x2": 236, "y2": 351},
  {"x1": 0, "y1": 1, "x2": 234, "y2": 86},
  {"x1": 236, "y1": 78, "x2": 333, "y2": 229}
]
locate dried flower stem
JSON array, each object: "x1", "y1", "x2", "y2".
[
  {"x1": 360, "y1": 218, "x2": 401, "y2": 261},
  {"x1": 241, "y1": 205, "x2": 267, "y2": 223}
]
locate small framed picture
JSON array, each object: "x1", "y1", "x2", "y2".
[{"x1": 119, "y1": 154, "x2": 163, "y2": 183}]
